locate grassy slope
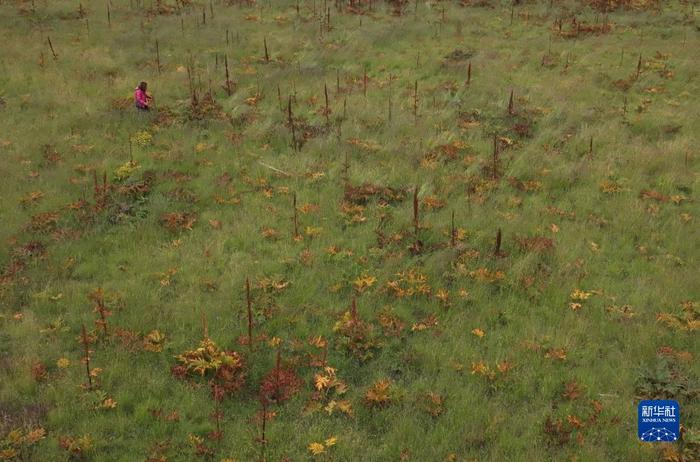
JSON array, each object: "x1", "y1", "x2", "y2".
[{"x1": 0, "y1": 0, "x2": 698, "y2": 461}]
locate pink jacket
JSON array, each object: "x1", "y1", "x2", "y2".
[{"x1": 134, "y1": 87, "x2": 149, "y2": 107}]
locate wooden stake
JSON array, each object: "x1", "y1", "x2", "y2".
[
  {"x1": 467, "y1": 61, "x2": 471, "y2": 85},
  {"x1": 264, "y1": 37, "x2": 269, "y2": 62}
]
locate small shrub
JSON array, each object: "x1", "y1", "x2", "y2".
[{"x1": 172, "y1": 338, "x2": 246, "y2": 402}]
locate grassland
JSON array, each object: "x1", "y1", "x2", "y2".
[{"x1": 0, "y1": 0, "x2": 698, "y2": 461}]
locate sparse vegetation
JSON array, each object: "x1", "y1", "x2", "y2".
[{"x1": 0, "y1": 0, "x2": 697, "y2": 460}]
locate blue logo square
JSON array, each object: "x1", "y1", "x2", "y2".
[{"x1": 638, "y1": 400, "x2": 680, "y2": 442}]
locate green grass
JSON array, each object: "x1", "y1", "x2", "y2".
[{"x1": 0, "y1": 0, "x2": 698, "y2": 461}]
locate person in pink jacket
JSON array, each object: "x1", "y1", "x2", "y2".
[{"x1": 134, "y1": 81, "x2": 152, "y2": 110}]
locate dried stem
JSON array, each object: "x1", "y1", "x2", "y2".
[
  {"x1": 492, "y1": 134, "x2": 499, "y2": 179},
  {"x1": 246, "y1": 278, "x2": 253, "y2": 348},
  {"x1": 277, "y1": 84, "x2": 282, "y2": 111},
  {"x1": 81, "y1": 325, "x2": 92, "y2": 389},
  {"x1": 324, "y1": 83, "x2": 330, "y2": 125},
  {"x1": 47, "y1": 36, "x2": 57, "y2": 60},
  {"x1": 224, "y1": 54, "x2": 232, "y2": 96},
  {"x1": 287, "y1": 96, "x2": 297, "y2": 150},
  {"x1": 293, "y1": 193, "x2": 299, "y2": 239},
  {"x1": 155, "y1": 39, "x2": 161, "y2": 74},
  {"x1": 494, "y1": 228, "x2": 502, "y2": 256},
  {"x1": 413, "y1": 80, "x2": 418, "y2": 122},
  {"x1": 508, "y1": 89, "x2": 514, "y2": 115},
  {"x1": 413, "y1": 186, "x2": 419, "y2": 236},
  {"x1": 636, "y1": 53, "x2": 642, "y2": 79},
  {"x1": 94, "y1": 289, "x2": 108, "y2": 337},
  {"x1": 259, "y1": 399, "x2": 267, "y2": 460},
  {"x1": 201, "y1": 309, "x2": 209, "y2": 339},
  {"x1": 363, "y1": 68, "x2": 368, "y2": 96}
]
